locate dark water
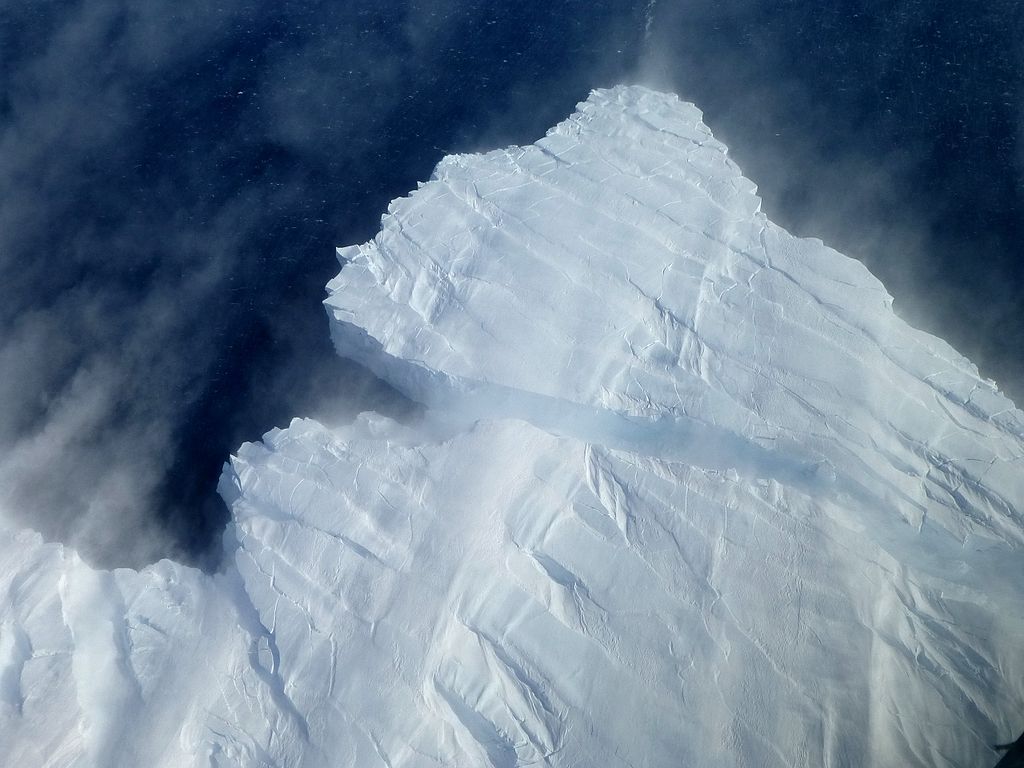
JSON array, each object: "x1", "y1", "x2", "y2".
[{"x1": 0, "y1": 0, "x2": 1020, "y2": 568}]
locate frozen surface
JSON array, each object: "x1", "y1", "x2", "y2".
[{"x1": 2, "y1": 86, "x2": 1023, "y2": 767}]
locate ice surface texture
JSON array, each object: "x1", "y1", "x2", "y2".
[{"x1": 2, "y1": 86, "x2": 1022, "y2": 767}]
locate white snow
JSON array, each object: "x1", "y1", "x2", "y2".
[{"x1": 1, "y1": 85, "x2": 1022, "y2": 767}]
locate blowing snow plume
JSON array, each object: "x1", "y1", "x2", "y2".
[
  {"x1": 635, "y1": 0, "x2": 1024, "y2": 402},
  {"x1": 0, "y1": 0, "x2": 649, "y2": 568}
]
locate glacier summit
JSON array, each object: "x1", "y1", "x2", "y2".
[{"x1": 1, "y1": 86, "x2": 1023, "y2": 767}]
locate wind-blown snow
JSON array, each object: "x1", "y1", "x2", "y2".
[{"x1": 1, "y1": 86, "x2": 1022, "y2": 767}]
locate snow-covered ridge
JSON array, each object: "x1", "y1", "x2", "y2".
[
  {"x1": 1, "y1": 85, "x2": 1022, "y2": 767},
  {"x1": 327, "y1": 86, "x2": 1023, "y2": 548}
]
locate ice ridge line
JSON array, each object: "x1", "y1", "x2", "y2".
[{"x1": 327, "y1": 318, "x2": 834, "y2": 491}]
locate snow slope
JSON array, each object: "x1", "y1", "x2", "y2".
[{"x1": 1, "y1": 85, "x2": 1022, "y2": 767}]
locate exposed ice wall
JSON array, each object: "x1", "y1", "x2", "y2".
[{"x1": 1, "y1": 86, "x2": 1022, "y2": 767}]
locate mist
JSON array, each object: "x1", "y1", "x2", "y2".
[
  {"x1": 638, "y1": 0, "x2": 1024, "y2": 398},
  {"x1": 0, "y1": 0, "x2": 648, "y2": 568},
  {"x1": 1, "y1": 0, "x2": 1020, "y2": 569}
]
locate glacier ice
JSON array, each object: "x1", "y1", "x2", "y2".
[{"x1": 1, "y1": 85, "x2": 1022, "y2": 767}]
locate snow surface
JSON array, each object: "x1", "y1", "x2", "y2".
[{"x1": 2, "y1": 85, "x2": 1023, "y2": 767}]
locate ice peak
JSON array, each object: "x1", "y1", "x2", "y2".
[{"x1": 3, "y1": 86, "x2": 1022, "y2": 768}]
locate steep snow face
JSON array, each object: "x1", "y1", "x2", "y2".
[
  {"x1": 2, "y1": 85, "x2": 1023, "y2": 767},
  {"x1": 223, "y1": 413, "x2": 1024, "y2": 767},
  {"x1": 327, "y1": 87, "x2": 1023, "y2": 552}
]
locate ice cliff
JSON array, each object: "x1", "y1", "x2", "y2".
[{"x1": 2, "y1": 86, "x2": 1022, "y2": 767}]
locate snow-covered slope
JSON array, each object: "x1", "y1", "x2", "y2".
[{"x1": 2, "y1": 85, "x2": 1022, "y2": 767}]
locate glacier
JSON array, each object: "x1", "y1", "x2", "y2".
[{"x1": 1, "y1": 85, "x2": 1023, "y2": 767}]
